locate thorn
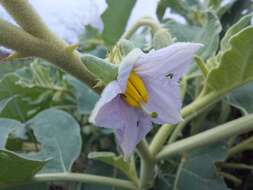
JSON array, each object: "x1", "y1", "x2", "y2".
[
  {"x1": 194, "y1": 55, "x2": 209, "y2": 78},
  {"x1": 3, "y1": 52, "x2": 24, "y2": 61},
  {"x1": 65, "y1": 44, "x2": 80, "y2": 54},
  {"x1": 93, "y1": 80, "x2": 105, "y2": 88}
]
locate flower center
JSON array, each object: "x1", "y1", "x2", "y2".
[{"x1": 122, "y1": 71, "x2": 148, "y2": 108}]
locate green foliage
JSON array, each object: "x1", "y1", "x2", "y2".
[
  {"x1": 66, "y1": 75, "x2": 98, "y2": 114},
  {"x1": 165, "y1": 11, "x2": 222, "y2": 59},
  {"x1": 88, "y1": 152, "x2": 137, "y2": 181},
  {"x1": 177, "y1": 144, "x2": 228, "y2": 190},
  {"x1": 0, "y1": 149, "x2": 46, "y2": 186},
  {"x1": 229, "y1": 82, "x2": 253, "y2": 114},
  {"x1": 0, "y1": 119, "x2": 22, "y2": 148},
  {"x1": 221, "y1": 13, "x2": 253, "y2": 51},
  {"x1": 101, "y1": 0, "x2": 136, "y2": 45},
  {"x1": 27, "y1": 108, "x2": 82, "y2": 173},
  {"x1": 204, "y1": 27, "x2": 253, "y2": 94},
  {"x1": 1, "y1": 0, "x2": 253, "y2": 189}
]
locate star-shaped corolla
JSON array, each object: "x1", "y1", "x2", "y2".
[{"x1": 89, "y1": 42, "x2": 203, "y2": 157}]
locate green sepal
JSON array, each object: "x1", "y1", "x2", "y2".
[{"x1": 81, "y1": 55, "x2": 118, "y2": 84}]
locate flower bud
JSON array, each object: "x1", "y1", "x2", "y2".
[{"x1": 152, "y1": 28, "x2": 173, "y2": 50}]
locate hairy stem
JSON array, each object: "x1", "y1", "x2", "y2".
[
  {"x1": 136, "y1": 140, "x2": 155, "y2": 189},
  {"x1": 122, "y1": 18, "x2": 160, "y2": 39},
  {"x1": 149, "y1": 124, "x2": 175, "y2": 155},
  {"x1": 33, "y1": 173, "x2": 137, "y2": 190},
  {"x1": 0, "y1": 19, "x2": 99, "y2": 91},
  {"x1": 156, "y1": 114, "x2": 253, "y2": 160},
  {"x1": 0, "y1": 0, "x2": 64, "y2": 45}
]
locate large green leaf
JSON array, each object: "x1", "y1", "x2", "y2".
[
  {"x1": 27, "y1": 108, "x2": 82, "y2": 173},
  {"x1": 165, "y1": 12, "x2": 221, "y2": 59},
  {"x1": 221, "y1": 13, "x2": 253, "y2": 51},
  {"x1": 177, "y1": 144, "x2": 228, "y2": 190},
  {"x1": 0, "y1": 149, "x2": 46, "y2": 186},
  {"x1": 101, "y1": 0, "x2": 136, "y2": 45},
  {"x1": 0, "y1": 119, "x2": 22, "y2": 148},
  {"x1": 205, "y1": 26, "x2": 253, "y2": 94}
]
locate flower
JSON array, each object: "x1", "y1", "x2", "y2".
[{"x1": 89, "y1": 42, "x2": 203, "y2": 157}]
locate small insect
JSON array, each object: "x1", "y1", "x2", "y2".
[
  {"x1": 137, "y1": 120, "x2": 140, "y2": 127},
  {"x1": 166, "y1": 73, "x2": 174, "y2": 79}
]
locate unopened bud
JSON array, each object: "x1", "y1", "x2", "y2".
[{"x1": 152, "y1": 28, "x2": 173, "y2": 50}]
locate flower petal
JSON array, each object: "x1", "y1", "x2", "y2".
[
  {"x1": 115, "y1": 107, "x2": 152, "y2": 157},
  {"x1": 135, "y1": 42, "x2": 203, "y2": 80},
  {"x1": 118, "y1": 49, "x2": 144, "y2": 92},
  {"x1": 89, "y1": 81, "x2": 123, "y2": 129},
  {"x1": 143, "y1": 78, "x2": 183, "y2": 125}
]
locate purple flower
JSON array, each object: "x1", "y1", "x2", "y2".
[{"x1": 89, "y1": 42, "x2": 203, "y2": 157}]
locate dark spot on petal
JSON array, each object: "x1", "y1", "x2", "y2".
[
  {"x1": 166, "y1": 73, "x2": 174, "y2": 79},
  {"x1": 137, "y1": 120, "x2": 140, "y2": 127}
]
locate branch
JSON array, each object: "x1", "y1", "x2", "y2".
[
  {"x1": 1, "y1": 0, "x2": 65, "y2": 45},
  {"x1": 156, "y1": 114, "x2": 253, "y2": 160},
  {"x1": 136, "y1": 140, "x2": 155, "y2": 189},
  {"x1": 33, "y1": 173, "x2": 136, "y2": 190},
  {"x1": 0, "y1": 18, "x2": 99, "y2": 91}
]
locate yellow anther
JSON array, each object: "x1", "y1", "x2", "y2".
[
  {"x1": 122, "y1": 71, "x2": 149, "y2": 108},
  {"x1": 128, "y1": 71, "x2": 148, "y2": 102}
]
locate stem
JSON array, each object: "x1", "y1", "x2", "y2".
[
  {"x1": 0, "y1": 0, "x2": 64, "y2": 45},
  {"x1": 228, "y1": 136, "x2": 253, "y2": 157},
  {"x1": 168, "y1": 116, "x2": 193, "y2": 144},
  {"x1": 136, "y1": 140, "x2": 155, "y2": 189},
  {"x1": 216, "y1": 171, "x2": 242, "y2": 186},
  {"x1": 151, "y1": 92, "x2": 221, "y2": 156},
  {"x1": 33, "y1": 173, "x2": 137, "y2": 190},
  {"x1": 0, "y1": 19, "x2": 99, "y2": 92},
  {"x1": 156, "y1": 114, "x2": 253, "y2": 160},
  {"x1": 149, "y1": 124, "x2": 175, "y2": 155},
  {"x1": 122, "y1": 18, "x2": 160, "y2": 39},
  {"x1": 172, "y1": 155, "x2": 187, "y2": 190}
]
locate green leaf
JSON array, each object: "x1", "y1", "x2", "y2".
[
  {"x1": 0, "y1": 96, "x2": 16, "y2": 113},
  {"x1": 28, "y1": 108, "x2": 82, "y2": 173},
  {"x1": 178, "y1": 144, "x2": 228, "y2": 190},
  {"x1": 0, "y1": 119, "x2": 22, "y2": 148},
  {"x1": 0, "y1": 58, "x2": 33, "y2": 78},
  {"x1": 156, "y1": 0, "x2": 189, "y2": 20},
  {"x1": 0, "y1": 149, "x2": 46, "y2": 186},
  {"x1": 88, "y1": 152, "x2": 130, "y2": 174},
  {"x1": 165, "y1": 11, "x2": 222, "y2": 59},
  {"x1": 205, "y1": 27, "x2": 253, "y2": 94},
  {"x1": 221, "y1": 13, "x2": 253, "y2": 51},
  {"x1": 88, "y1": 152, "x2": 138, "y2": 184},
  {"x1": 102, "y1": 0, "x2": 136, "y2": 45},
  {"x1": 81, "y1": 55, "x2": 118, "y2": 84},
  {"x1": 228, "y1": 82, "x2": 253, "y2": 114},
  {"x1": 79, "y1": 25, "x2": 104, "y2": 52},
  {"x1": 66, "y1": 75, "x2": 98, "y2": 114}
]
